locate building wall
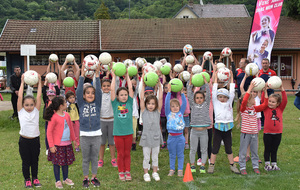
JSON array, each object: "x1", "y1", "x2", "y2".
[{"x1": 174, "y1": 8, "x2": 198, "y2": 18}]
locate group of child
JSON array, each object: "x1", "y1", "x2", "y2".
[{"x1": 16, "y1": 55, "x2": 287, "y2": 188}]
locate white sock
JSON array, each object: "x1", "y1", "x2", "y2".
[{"x1": 265, "y1": 161, "x2": 270, "y2": 165}]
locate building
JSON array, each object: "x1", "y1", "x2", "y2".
[
  {"x1": 0, "y1": 17, "x2": 299, "y2": 90},
  {"x1": 173, "y1": 1, "x2": 250, "y2": 19}
]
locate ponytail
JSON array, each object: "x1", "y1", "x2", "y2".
[{"x1": 43, "y1": 96, "x2": 65, "y2": 121}]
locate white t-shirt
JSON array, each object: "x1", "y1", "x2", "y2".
[{"x1": 18, "y1": 108, "x2": 40, "y2": 138}]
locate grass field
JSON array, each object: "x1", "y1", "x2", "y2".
[{"x1": 0, "y1": 96, "x2": 299, "y2": 190}]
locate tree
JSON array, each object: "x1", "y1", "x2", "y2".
[
  {"x1": 284, "y1": 0, "x2": 300, "y2": 19},
  {"x1": 94, "y1": 2, "x2": 110, "y2": 19}
]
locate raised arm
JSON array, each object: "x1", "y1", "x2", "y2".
[
  {"x1": 110, "y1": 68, "x2": 116, "y2": 101},
  {"x1": 94, "y1": 64, "x2": 102, "y2": 106},
  {"x1": 157, "y1": 80, "x2": 163, "y2": 112},
  {"x1": 240, "y1": 73, "x2": 248, "y2": 95},
  {"x1": 76, "y1": 66, "x2": 86, "y2": 106},
  {"x1": 36, "y1": 74, "x2": 42, "y2": 111},
  {"x1": 17, "y1": 74, "x2": 25, "y2": 112},
  {"x1": 180, "y1": 92, "x2": 187, "y2": 114},
  {"x1": 140, "y1": 76, "x2": 146, "y2": 112},
  {"x1": 279, "y1": 85, "x2": 287, "y2": 110},
  {"x1": 126, "y1": 70, "x2": 134, "y2": 98},
  {"x1": 73, "y1": 59, "x2": 80, "y2": 81},
  {"x1": 60, "y1": 59, "x2": 68, "y2": 81},
  {"x1": 165, "y1": 84, "x2": 172, "y2": 116},
  {"x1": 186, "y1": 82, "x2": 194, "y2": 107}
]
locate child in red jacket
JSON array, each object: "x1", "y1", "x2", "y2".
[{"x1": 44, "y1": 96, "x2": 78, "y2": 189}]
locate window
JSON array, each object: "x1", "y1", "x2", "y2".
[
  {"x1": 131, "y1": 56, "x2": 170, "y2": 64},
  {"x1": 183, "y1": 15, "x2": 189, "y2": 18},
  {"x1": 59, "y1": 54, "x2": 81, "y2": 65},
  {"x1": 30, "y1": 55, "x2": 49, "y2": 65},
  {"x1": 0, "y1": 56, "x2": 4, "y2": 61},
  {"x1": 270, "y1": 55, "x2": 293, "y2": 77}
]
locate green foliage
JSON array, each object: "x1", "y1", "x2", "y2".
[
  {"x1": 94, "y1": 2, "x2": 110, "y2": 19},
  {"x1": 283, "y1": 0, "x2": 300, "y2": 20}
]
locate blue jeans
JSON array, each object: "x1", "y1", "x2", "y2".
[{"x1": 167, "y1": 134, "x2": 185, "y2": 171}]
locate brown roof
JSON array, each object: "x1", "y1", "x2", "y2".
[
  {"x1": 0, "y1": 17, "x2": 299, "y2": 52},
  {"x1": 0, "y1": 20, "x2": 99, "y2": 51}
]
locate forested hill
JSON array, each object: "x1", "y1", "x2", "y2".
[{"x1": 0, "y1": 0, "x2": 294, "y2": 33}]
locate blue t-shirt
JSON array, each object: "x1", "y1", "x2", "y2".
[{"x1": 61, "y1": 119, "x2": 70, "y2": 142}]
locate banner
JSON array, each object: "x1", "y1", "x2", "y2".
[{"x1": 247, "y1": 0, "x2": 284, "y2": 69}]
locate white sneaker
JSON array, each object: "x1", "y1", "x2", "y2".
[
  {"x1": 197, "y1": 158, "x2": 202, "y2": 166},
  {"x1": 152, "y1": 172, "x2": 160, "y2": 181},
  {"x1": 46, "y1": 149, "x2": 48, "y2": 156},
  {"x1": 143, "y1": 173, "x2": 151, "y2": 182}
]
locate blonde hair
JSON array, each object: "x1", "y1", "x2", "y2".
[{"x1": 170, "y1": 98, "x2": 180, "y2": 107}]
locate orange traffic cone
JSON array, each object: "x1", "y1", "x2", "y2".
[{"x1": 183, "y1": 163, "x2": 194, "y2": 182}]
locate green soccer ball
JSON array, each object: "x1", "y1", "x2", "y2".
[
  {"x1": 191, "y1": 74, "x2": 204, "y2": 87},
  {"x1": 113, "y1": 62, "x2": 126, "y2": 77},
  {"x1": 160, "y1": 65, "x2": 171, "y2": 75},
  {"x1": 63, "y1": 77, "x2": 75, "y2": 87},
  {"x1": 169, "y1": 78, "x2": 183, "y2": 92},
  {"x1": 128, "y1": 65, "x2": 138, "y2": 77},
  {"x1": 200, "y1": 72, "x2": 210, "y2": 83},
  {"x1": 144, "y1": 72, "x2": 159, "y2": 87}
]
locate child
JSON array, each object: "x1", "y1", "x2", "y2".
[
  {"x1": 17, "y1": 74, "x2": 42, "y2": 188},
  {"x1": 61, "y1": 58, "x2": 80, "y2": 95},
  {"x1": 98, "y1": 79, "x2": 117, "y2": 167},
  {"x1": 77, "y1": 65, "x2": 102, "y2": 188},
  {"x1": 180, "y1": 87, "x2": 191, "y2": 150},
  {"x1": 237, "y1": 81, "x2": 268, "y2": 175},
  {"x1": 139, "y1": 75, "x2": 163, "y2": 182},
  {"x1": 165, "y1": 83, "x2": 187, "y2": 177},
  {"x1": 65, "y1": 91, "x2": 80, "y2": 152},
  {"x1": 262, "y1": 85, "x2": 287, "y2": 171},
  {"x1": 208, "y1": 65, "x2": 240, "y2": 174},
  {"x1": 187, "y1": 74, "x2": 211, "y2": 174},
  {"x1": 44, "y1": 96, "x2": 78, "y2": 188},
  {"x1": 111, "y1": 69, "x2": 134, "y2": 181},
  {"x1": 42, "y1": 77, "x2": 60, "y2": 155}
]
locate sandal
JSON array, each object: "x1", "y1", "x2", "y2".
[{"x1": 168, "y1": 170, "x2": 175, "y2": 176}]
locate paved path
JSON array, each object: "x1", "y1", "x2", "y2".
[{"x1": 0, "y1": 101, "x2": 12, "y2": 111}]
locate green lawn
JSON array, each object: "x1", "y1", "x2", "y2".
[{"x1": 0, "y1": 96, "x2": 299, "y2": 190}]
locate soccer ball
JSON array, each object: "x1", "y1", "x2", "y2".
[
  {"x1": 136, "y1": 57, "x2": 147, "y2": 67},
  {"x1": 24, "y1": 70, "x2": 39, "y2": 86},
  {"x1": 99, "y1": 52, "x2": 112, "y2": 65},
  {"x1": 160, "y1": 65, "x2": 171, "y2": 75},
  {"x1": 252, "y1": 77, "x2": 266, "y2": 91},
  {"x1": 66, "y1": 54, "x2": 75, "y2": 63},
  {"x1": 160, "y1": 58, "x2": 167, "y2": 64},
  {"x1": 191, "y1": 74, "x2": 204, "y2": 87},
  {"x1": 217, "y1": 67, "x2": 231, "y2": 82},
  {"x1": 173, "y1": 64, "x2": 183, "y2": 73},
  {"x1": 144, "y1": 72, "x2": 159, "y2": 87},
  {"x1": 101, "y1": 65, "x2": 109, "y2": 72},
  {"x1": 183, "y1": 44, "x2": 193, "y2": 54},
  {"x1": 153, "y1": 61, "x2": 163, "y2": 70},
  {"x1": 84, "y1": 54, "x2": 99, "y2": 70},
  {"x1": 49, "y1": 54, "x2": 58, "y2": 63},
  {"x1": 203, "y1": 51, "x2": 213, "y2": 60},
  {"x1": 267, "y1": 76, "x2": 282, "y2": 89},
  {"x1": 179, "y1": 71, "x2": 190, "y2": 82},
  {"x1": 192, "y1": 65, "x2": 203, "y2": 74},
  {"x1": 144, "y1": 63, "x2": 157, "y2": 73},
  {"x1": 124, "y1": 59, "x2": 133, "y2": 68},
  {"x1": 221, "y1": 47, "x2": 232, "y2": 57},
  {"x1": 200, "y1": 72, "x2": 210, "y2": 83},
  {"x1": 245, "y1": 63, "x2": 259, "y2": 76},
  {"x1": 46, "y1": 72, "x2": 57, "y2": 83},
  {"x1": 164, "y1": 62, "x2": 172, "y2": 69},
  {"x1": 85, "y1": 70, "x2": 94, "y2": 79},
  {"x1": 63, "y1": 77, "x2": 74, "y2": 87},
  {"x1": 170, "y1": 78, "x2": 183, "y2": 92},
  {"x1": 128, "y1": 65, "x2": 138, "y2": 77},
  {"x1": 217, "y1": 63, "x2": 226, "y2": 70},
  {"x1": 113, "y1": 62, "x2": 126, "y2": 77},
  {"x1": 185, "y1": 55, "x2": 195, "y2": 64}
]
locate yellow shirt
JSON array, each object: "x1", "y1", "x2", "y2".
[{"x1": 68, "y1": 104, "x2": 79, "y2": 121}]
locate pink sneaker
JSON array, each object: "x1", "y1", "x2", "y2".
[
  {"x1": 125, "y1": 171, "x2": 132, "y2": 181},
  {"x1": 119, "y1": 172, "x2": 125, "y2": 181},
  {"x1": 98, "y1": 159, "x2": 103, "y2": 168},
  {"x1": 111, "y1": 158, "x2": 118, "y2": 167}
]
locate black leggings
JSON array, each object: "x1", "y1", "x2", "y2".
[
  {"x1": 263, "y1": 133, "x2": 282, "y2": 162},
  {"x1": 212, "y1": 129, "x2": 232, "y2": 155},
  {"x1": 160, "y1": 116, "x2": 168, "y2": 142},
  {"x1": 19, "y1": 136, "x2": 40, "y2": 180},
  {"x1": 197, "y1": 128, "x2": 213, "y2": 159},
  {"x1": 54, "y1": 165, "x2": 69, "y2": 182}
]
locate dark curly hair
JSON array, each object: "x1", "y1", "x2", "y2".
[{"x1": 43, "y1": 96, "x2": 65, "y2": 121}]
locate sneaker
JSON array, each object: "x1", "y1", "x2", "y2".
[
  {"x1": 197, "y1": 158, "x2": 202, "y2": 166},
  {"x1": 246, "y1": 156, "x2": 250, "y2": 162},
  {"x1": 253, "y1": 168, "x2": 260, "y2": 174},
  {"x1": 168, "y1": 170, "x2": 175, "y2": 176},
  {"x1": 25, "y1": 179, "x2": 33, "y2": 188},
  {"x1": 184, "y1": 143, "x2": 189, "y2": 149},
  {"x1": 240, "y1": 169, "x2": 247, "y2": 175},
  {"x1": 125, "y1": 171, "x2": 132, "y2": 181},
  {"x1": 152, "y1": 172, "x2": 160, "y2": 181},
  {"x1": 190, "y1": 165, "x2": 196, "y2": 173},
  {"x1": 264, "y1": 164, "x2": 272, "y2": 171},
  {"x1": 200, "y1": 166, "x2": 206, "y2": 174},
  {"x1": 258, "y1": 159, "x2": 262, "y2": 164},
  {"x1": 33, "y1": 178, "x2": 42, "y2": 187},
  {"x1": 119, "y1": 172, "x2": 125, "y2": 181},
  {"x1": 82, "y1": 178, "x2": 89, "y2": 188},
  {"x1": 63, "y1": 178, "x2": 74, "y2": 186},
  {"x1": 55, "y1": 181, "x2": 63, "y2": 189},
  {"x1": 208, "y1": 164, "x2": 215, "y2": 174},
  {"x1": 131, "y1": 143, "x2": 136, "y2": 151},
  {"x1": 178, "y1": 170, "x2": 183, "y2": 177},
  {"x1": 75, "y1": 148, "x2": 80, "y2": 152},
  {"x1": 143, "y1": 173, "x2": 151, "y2": 182},
  {"x1": 111, "y1": 158, "x2": 118, "y2": 167},
  {"x1": 98, "y1": 159, "x2": 103, "y2": 168},
  {"x1": 230, "y1": 164, "x2": 240, "y2": 174},
  {"x1": 46, "y1": 149, "x2": 48, "y2": 156},
  {"x1": 272, "y1": 164, "x2": 280, "y2": 171},
  {"x1": 91, "y1": 178, "x2": 100, "y2": 187}
]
